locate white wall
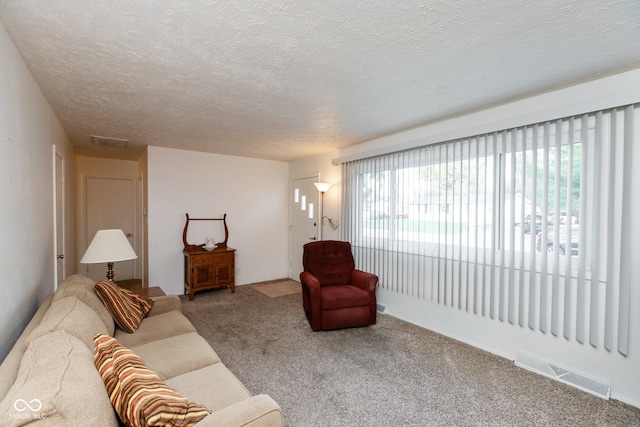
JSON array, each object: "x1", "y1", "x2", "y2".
[
  {"x1": 0, "y1": 22, "x2": 74, "y2": 360},
  {"x1": 326, "y1": 70, "x2": 640, "y2": 407},
  {"x1": 146, "y1": 146, "x2": 290, "y2": 295}
]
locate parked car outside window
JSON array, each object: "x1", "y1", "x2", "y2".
[
  {"x1": 536, "y1": 225, "x2": 580, "y2": 256},
  {"x1": 523, "y1": 214, "x2": 543, "y2": 234}
]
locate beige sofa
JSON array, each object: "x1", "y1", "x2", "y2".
[{"x1": 0, "y1": 274, "x2": 283, "y2": 426}]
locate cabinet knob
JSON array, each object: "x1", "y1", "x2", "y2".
[{"x1": 57, "y1": 254, "x2": 64, "y2": 259}]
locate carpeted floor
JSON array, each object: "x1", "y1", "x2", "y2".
[{"x1": 180, "y1": 284, "x2": 640, "y2": 427}]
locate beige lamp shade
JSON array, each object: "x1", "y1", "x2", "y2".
[{"x1": 80, "y1": 229, "x2": 138, "y2": 263}]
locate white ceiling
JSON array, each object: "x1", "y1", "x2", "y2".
[{"x1": 1, "y1": 1, "x2": 639, "y2": 162}]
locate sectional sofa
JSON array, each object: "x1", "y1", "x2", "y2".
[{"x1": 0, "y1": 274, "x2": 283, "y2": 426}]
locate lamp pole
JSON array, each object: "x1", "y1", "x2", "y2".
[{"x1": 314, "y1": 182, "x2": 332, "y2": 240}]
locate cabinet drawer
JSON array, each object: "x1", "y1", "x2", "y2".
[
  {"x1": 191, "y1": 252, "x2": 232, "y2": 265},
  {"x1": 191, "y1": 254, "x2": 215, "y2": 265}
]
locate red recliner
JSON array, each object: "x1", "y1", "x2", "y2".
[{"x1": 299, "y1": 240, "x2": 378, "y2": 331}]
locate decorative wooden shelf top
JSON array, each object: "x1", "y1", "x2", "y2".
[{"x1": 182, "y1": 213, "x2": 229, "y2": 251}]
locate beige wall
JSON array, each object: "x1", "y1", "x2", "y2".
[{"x1": 0, "y1": 21, "x2": 74, "y2": 360}]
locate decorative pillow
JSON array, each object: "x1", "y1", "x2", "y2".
[
  {"x1": 94, "y1": 280, "x2": 154, "y2": 333},
  {"x1": 93, "y1": 334, "x2": 211, "y2": 427}
]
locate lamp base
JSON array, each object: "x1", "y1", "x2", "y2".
[{"x1": 106, "y1": 262, "x2": 115, "y2": 281}]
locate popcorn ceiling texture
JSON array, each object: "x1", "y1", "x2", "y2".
[{"x1": 0, "y1": 0, "x2": 639, "y2": 161}]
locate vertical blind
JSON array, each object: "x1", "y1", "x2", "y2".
[{"x1": 340, "y1": 104, "x2": 635, "y2": 354}]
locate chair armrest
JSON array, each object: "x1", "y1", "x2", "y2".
[
  {"x1": 351, "y1": 270, "x2": 378, "y2": 293},
  {"x1": 299, "y1": 271, "x2": 320, "y2": 293},
  {"x1": 147, "y1": 295, "x2": 181, "y2": 316},
  {"x1": 195, "y1": 394, "x2": 284, "y2": 427}
]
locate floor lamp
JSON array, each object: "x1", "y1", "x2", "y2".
[{"x1": 314, "y1": 182, "x2": 332, "y2": 240}]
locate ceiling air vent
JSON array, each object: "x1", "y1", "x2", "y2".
[{"x1": 91, "y1": 135, "x2": 128, "y2": 148}]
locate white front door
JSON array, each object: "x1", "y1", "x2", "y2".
[
  {"x1": 290, "y1": 176, "x2": 319, "y2": 281},
  {"x1": 84, "y1": 177, "x2": 137, "y2": 282}
]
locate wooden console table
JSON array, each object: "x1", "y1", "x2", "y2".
[{"x1": 183, "y1": 247, "x2": 236, "y2": 300}]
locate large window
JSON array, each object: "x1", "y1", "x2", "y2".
[
  {"x1": 341, "y1": 105, "x2": 635, "y2": 354},
  {"x1": 347, "y1": 121, "x2": 584, "y2": 272}
]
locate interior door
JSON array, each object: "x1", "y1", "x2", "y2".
[
  {"x1": 290, "y1": 176, "x2": 319, "y2": 281},
  {"x1": 54, "y1": 147, "x2": 65, "y2": 288},
  {"x1": 84, "y1": 177, "x2": 137, "y2": 282}
]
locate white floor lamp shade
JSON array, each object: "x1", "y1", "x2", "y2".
[{"x1": 80, "y1": 229, "x2": 137, "y2": 281}]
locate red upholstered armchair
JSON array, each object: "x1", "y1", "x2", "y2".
[{"x1": 299, "y1": 240, "x2": 378, "y2": 331}]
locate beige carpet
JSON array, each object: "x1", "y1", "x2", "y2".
[
  {"x1": 251, "y1": 279, "x2": 301, "y2": 298},
  {"x1": 180, "y1": 285, "x2": 640, "y2": 426}
]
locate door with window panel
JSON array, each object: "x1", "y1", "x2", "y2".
[{"x1": 290, "y1": 176, "x2": 319, "y2": 280}]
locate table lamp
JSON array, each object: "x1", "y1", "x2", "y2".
[{"x1": 80, "y1": 229, "x2": 137, "y2": 281}]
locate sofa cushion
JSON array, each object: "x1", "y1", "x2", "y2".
[
  {"x1": 26, "y1": 296, "x2": 109, "y2": 349},
  {"x1": 53, "y1": 273, "x2": 115, "y2": 335},
  {"x1": 130, "y1": 332, "x2": 221, "y2": 380},
  {"x1": 95, "y1": 280, "x2": 154, "y2": 333},
  {"x1": 114, "y1": 310, "x2": 197, "y2": 348},
  {"x1": 0, "y1": 330, "x2": 117, "y2": 426},
  {"x1": 94, "y1": 334, "x2": 211, "y2": 427},
  {"x1": 165, "y1": 364, "x2": 253, "y2": 412}
]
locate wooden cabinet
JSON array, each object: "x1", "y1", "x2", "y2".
[{"x1": 183, "y1": 247, "x2": 236, "y2": 300}]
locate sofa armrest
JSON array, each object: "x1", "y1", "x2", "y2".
[
  {"x1": 0, "y1": 294, "x2": 54, "y2": 401},
  {"x1": 147, "y1": 295, "x2": 181, "y2": 316},
  {"x1": 196, "y1": 394, "x2": 283, "y2": 427}
]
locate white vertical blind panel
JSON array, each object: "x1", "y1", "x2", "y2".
[
  {"x1": 576, "y1": 115, "x2": 589, "y2": 344},
  {"x1": 539, "y1": 122, "x2": 551, "y2": 334},
  {"x1": 528, "y1": 125, "x2": 539, "y2": 329},
  {"x1": 604, "y1": 110, "x2": 618, "y2": 351},
  {"x1": 617, "y1": 106, "x2": 634, "y2": 355},
  {"x1": 588, "y1": 112, "x2": 602, "y2": 347},
  {"x1": 563, "y1": 119, "x2": 575, "y2": 340},
  {"x1": 507, "y1": 130, "x2": 517, "y2": 324},
  {"x1": 550, "y1": 120, "x2": 562, "y2": 337}
]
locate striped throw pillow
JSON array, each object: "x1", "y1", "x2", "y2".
[
  {"x1": 94, "y1": 280, "x2": 154, "y2": 333},
  {"x1": 93, "y1": 334, "x2": 211, "y2": 427}
]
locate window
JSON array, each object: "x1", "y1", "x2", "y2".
[
  {"x1": 341, "y1": 105, "x2": 635, "y2": 353},
  {"x1": 346, "y1": 122, "x2": 583, "y2": 273}
]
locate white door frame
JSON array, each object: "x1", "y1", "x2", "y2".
[
  {"x1": 79, "y1": 173, "x2": 142, "y2": 281},
  {"x1": 52, "y1": 145, "x2": 65, "y2": 289}
]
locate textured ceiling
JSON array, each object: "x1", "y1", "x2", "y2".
[{"x1": 1, "y1": 1, "x2": 640, "y2": 162}]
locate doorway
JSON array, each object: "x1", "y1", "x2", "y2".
[
  {"x1": 290, "y1": 176, "x2": 319, "y2": 281},
  {"x1": 82, "y1": 176, "x2": 139, "y2": 282},
  {"x1": 53, "y1": 146, "x2": 65, "y2": 288}
]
